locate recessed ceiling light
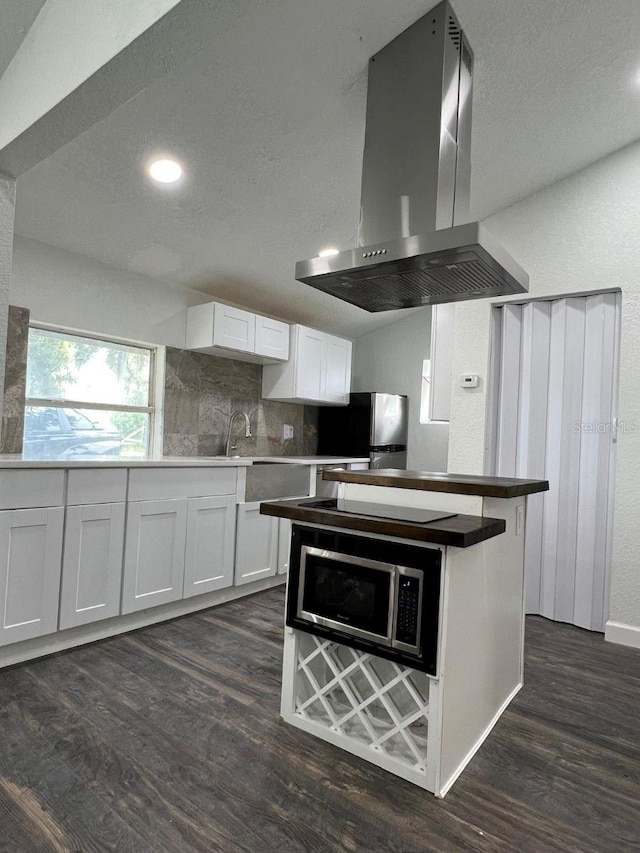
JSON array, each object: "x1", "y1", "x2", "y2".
[
  {"x1": 318, "y1": 247, "x2": 339, "y2": 258},
  {"x1": 148, "y1": 158, "x2": 183, "y2": 183}
]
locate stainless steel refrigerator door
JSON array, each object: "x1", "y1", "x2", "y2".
[
  {"x1": 370, "y1": 394, "x2": 408, "y2": 447},
  {"x1": 369, "y1": 450, "x2": 407, "y2": 470}
]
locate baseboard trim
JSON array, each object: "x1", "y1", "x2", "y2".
[
  {"x1": 1, "y1": 575, "x2": 285, "y2": 669},
  {"x1": 604, "y1": 620, "x2": 640, "y2": 650}
]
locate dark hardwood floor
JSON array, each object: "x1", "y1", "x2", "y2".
[{"x1": 1, "y1": 588, "x2": 638, "y2": 852}]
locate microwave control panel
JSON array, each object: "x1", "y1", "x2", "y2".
[{"x1": 395, "y1": 575, "x2": 421, "y2": 647}]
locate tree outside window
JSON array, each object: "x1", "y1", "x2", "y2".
[{"x1": 24, "y1": 328, "x2": 154, "y2": 461}]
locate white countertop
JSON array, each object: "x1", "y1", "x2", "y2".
[{"x1": 0, "y1": 455, "x2": 368, "y2": 469}]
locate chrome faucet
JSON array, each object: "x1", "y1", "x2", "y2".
[{"x1": 225, "y1": 411, "x2": 252, "y2": 456}]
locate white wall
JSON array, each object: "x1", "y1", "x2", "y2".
[
  {"x1": 10, "y1": 235, "x2": 205, "y2": 346},
  {"x1": 352, "y1": 307, "x2": 449, "y2": 471},
  {"x1": 0, "y1": 0, "x2": 181, "y2": 151},
  {"x1": 448, "y1": 140, "x2": 640, "y2": 642}
]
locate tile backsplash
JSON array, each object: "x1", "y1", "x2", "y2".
[
  {"x1": 163, "y1": 347, "x2": 318, "y2": 457},
  {"x1": 1, "y1": 305, "x2": 30, "y2": 455}
]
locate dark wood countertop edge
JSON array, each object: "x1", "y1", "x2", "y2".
[
  {"x1": 321, "y1": 469, "x2": 549, "y2": 497},
  {"x1": 260, "y1": 501, "x2": 506, "y2": 548}
]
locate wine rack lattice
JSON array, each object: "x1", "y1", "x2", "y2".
[{"x1": 294, "y1": 633, "x2": 430, "y2": 774}]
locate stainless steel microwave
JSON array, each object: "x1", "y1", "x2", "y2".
[{"x1": 286, "y1": 524, "x2": 442, "y2": 675}]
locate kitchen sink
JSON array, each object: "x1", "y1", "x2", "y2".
[{"x1": 244, "y1": 462, "x2": 310, "y2": 502}]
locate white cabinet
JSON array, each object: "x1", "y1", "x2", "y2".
[
  {"x1": 122, "y1": 499, "x2": 188, "y2": 614},
  {"x1": 255, "y1": 315, "x2": 290, "y2": 361},
  {"x1": 186, "y1": 302, "x2": 288, "y2": 364},
  {"x1": 124, "y1": 469, "x2": 238, "y2": 611},
  {"x1": 183, "y1": 495, "x2": 235, "y2": 597},
  {"x1": 235, "y1": 501, "x2": 278, "y2": 585},
  {"x1": 296, "y1": 326, "x2": 326, "y2": 400},
  {"x1": 325, "y1": 335, "x2": 352, "y2": 404},
  {"x1": 277, "y1": 517, "x2": 292, "y2": 575},
  {"x1": 213, "y1": 304, "x2": 255, "y2": 353},
  {"x1": 59, "y1": 503, "x2": 126, "y2": 630},
  {"x1": 0, "y1": 507, "x2": 64, "y2": 647},
  {"x1": 262, "y1": 324, "x2": 352, "y2": 404}
]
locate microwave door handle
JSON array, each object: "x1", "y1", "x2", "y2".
[{"x1": 388, "y1": 571, "x2": 396, "y2": 643}]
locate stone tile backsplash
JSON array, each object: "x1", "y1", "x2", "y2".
[
  {"x1": 1, "y1": 305, "x2": 30, "y2": 454},
  {"x1": 163, "y1": 347, "x2": 318, "y2": 457}
]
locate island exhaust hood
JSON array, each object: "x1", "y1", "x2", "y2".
[{"x1": 295, "y1": 1, "x2": 528, "y2": 311}]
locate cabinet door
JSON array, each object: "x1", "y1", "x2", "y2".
[
  {"x1": 277, "y1": 517, "x2": 292, "y2": 575},
  {"x1": 295, "y1": 326, "x2": 326, "y2": 400},
  {"x1": 213, "y1": 304, "x2": 255, "y2": 353},
  {"x1": 235, "y1": 502, "x2": 278, "y2": 585},
  {"x1": 59, "y1": 503, "x2": 125, "y2": 630},
  {"x1": 183, "y1": 496, "x2": 235, "y2": 598},
  {"x1": 325, "y1": 335, "x2": 352, "y2": 403},
  {"x1": 0, "y1": 507, "x2": 64, "y2": 647},
  {"x1": 255, "y1": 315, "x2": 289, "y2": 361},
  {"x1": 122, "y1": 499, "x2": 187, "y2": 614}
]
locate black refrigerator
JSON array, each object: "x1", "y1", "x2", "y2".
[{"x1": 317, "y1": 392, "x2": 408, "y2": 469}]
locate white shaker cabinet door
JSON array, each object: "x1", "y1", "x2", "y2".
[
  {"x1": 183, "y1": 495, "x2": 236, "y2": 598},
  {"x1": 235, "y1": 502, "x2": 278, "y2": 585},
  {"x1": 255, "y1": 315, "x2": 289, "y2": 361},
  {"x1": 325, "y1": 335, "x2": 352, "y2": 404},
  {"x1": 122, "y1": 499, "x2": 187, "y2": 614},
  {"x1": 277, "y1": 517, "x2": 292, "y2": 575},
  {"x1": 0, "y1": 507, "x2": 64, "y2": 647},
  {"x1": 295, "y1": 326, "x2": 326, "y2": 400},
  {"x1": 213, "y1": 304, "x2": 255, "y2": 353},
  {"x1": 59, "y1": 502, "x2": 125, "y2": 630}
]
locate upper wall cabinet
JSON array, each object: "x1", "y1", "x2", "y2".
[
  {"x1": 186, "y1": 302, "x2": 289, "y2": 364},
  {"x1": 262, "y1": 324, "x2": 352, "y2": 405}
]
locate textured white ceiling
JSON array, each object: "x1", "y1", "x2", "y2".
[
  {"x1": 12, "y1": 0, "x2": 640, "y2": 337},
  {"x1": 0, "y1": 0, "x2": 45, "y2": 77}
]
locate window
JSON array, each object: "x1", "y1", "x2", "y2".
[{"x1": 24, "y1": 327, "x2": 154, "y2": 461}]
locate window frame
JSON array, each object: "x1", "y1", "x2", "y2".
[{"x1": 24, "y1": 323, "x2": 158, "y2": 458}]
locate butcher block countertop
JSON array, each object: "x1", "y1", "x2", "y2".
[
  {"x1": 260, "y1": 497, "x2": 506, "y2": 548},
  {"x1": 322, "y1": 469, "x2": 549, "y2": 498}
]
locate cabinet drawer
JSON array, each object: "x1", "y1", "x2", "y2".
[
  {"x1": 128, "y1": 467, "x2": 237, "y2": 501},
  {"x1": 0, "y1": 469, "x2": 65, "y2": 510},
  {"x1": 67, "y1": 469, "x2": 127, "y2": 505}
]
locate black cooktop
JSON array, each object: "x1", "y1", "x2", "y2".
[{"x1": 298, "y1": 498, "x2": 456, "y2": 525}]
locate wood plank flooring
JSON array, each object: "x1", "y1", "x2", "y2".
[{"x1": 0, "y1": 588, "x2": 638, "y2": 852}]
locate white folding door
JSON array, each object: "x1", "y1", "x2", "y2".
[{"x1": 488, "y1": 293, "x2": 620, "y2": 631}]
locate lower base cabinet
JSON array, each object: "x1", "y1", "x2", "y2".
[
  {"x1": 235, "y1": 501, "x2": 279, "y2": 585},
  {"x1": 122, "y1": 499, "x2": 188, "y2": 614},
  {"x1": 0, "y1": 507, "x2": 64, "y2": 646},
  {"x1": 59, "y1": 502, "x2": 126, "y2": 629},
  {"x1": 122, "y1": 495, "x2": 237, "y2": 614},
  {"x1": 183, "y1": 495, "x2": 236, "y2": 597}
]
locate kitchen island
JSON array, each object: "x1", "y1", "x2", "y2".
[
  {"x1": 0, "y1": 455, "x2": 366, "y2": 668},
  {"x1": 262, "y1": 469, "x2": 548, "y2": 797}
]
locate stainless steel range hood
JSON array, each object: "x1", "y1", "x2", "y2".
[{"x1": 296, "y1": 1, "x2": 528, "y2": 311}]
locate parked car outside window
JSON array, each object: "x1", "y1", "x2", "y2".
[
  {"x1": 23, "y1": 326, "x2": 155, "y2": 460},
  {"x1": 23, "y1": 406, "x2": 124, "y2": 460}
]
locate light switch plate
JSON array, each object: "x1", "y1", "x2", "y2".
[{"x1": 283, "y1": 424, "x2": 294, "y2": 440}]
